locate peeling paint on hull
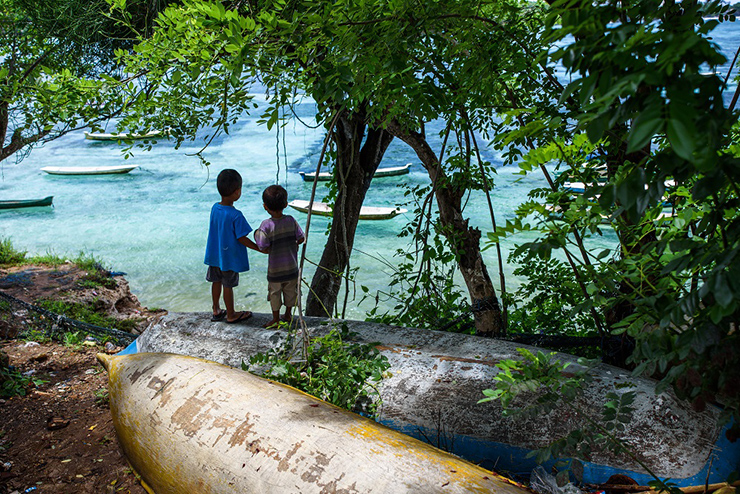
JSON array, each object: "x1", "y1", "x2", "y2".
[
  {"x1": 133, "y1": 313, "x2": 740, "y2": 486},
  {"x1": 98, "y1": 352, "x2": 530, "y2": 494}
]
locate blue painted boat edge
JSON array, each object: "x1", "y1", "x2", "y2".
[
  {"x1": 379, "y1": 419, "x2": 740, "y2": 487},
  {"x1": 115, "y1": 339, "x2": 138, "y2": 356}
]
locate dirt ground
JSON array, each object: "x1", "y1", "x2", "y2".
[
  {"x1": 0, "y1": 340, "x2": 147, "y2": 494},
  {"x1": 0, "y1": 264, "x2": 161, "y2": 494}
]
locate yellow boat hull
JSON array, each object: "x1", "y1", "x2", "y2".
[{"x1": 98, "y1": 352, "x2": 529, "y2": 494}]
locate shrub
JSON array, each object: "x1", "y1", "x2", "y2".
[{"x1": 245, "y1": 324, "x2": 390, "y2": 417}]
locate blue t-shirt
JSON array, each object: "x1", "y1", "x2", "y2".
[{"x1": 204, "y1": 203, "x2": 252, "y2": 273}]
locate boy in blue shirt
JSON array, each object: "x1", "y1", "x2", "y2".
[{"x1": 204, "y1": 169, "x2": 260, "y2": 323}]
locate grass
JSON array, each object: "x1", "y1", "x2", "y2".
[
  {"x1": 93, "y1": 388, "x2": 110, "y2": 406},
  {"x1": 62, "y1": 330, "x2": 87, "y2": 347},
  {"x1": 0, "y1": 238, "x2": 27, "y2": 265},
  {"x1": 28, "y1": 251, "x2": 68, "y2": 268},
  {"x1": 0, "y1": 237, "x2": 116, "y2": 289},
  {"x1": 0, "y1": 299, "x2": 11, "y2": 318},
  {"x1": 2, "y1": 237, "x2": 141, "y2": 341},
  {"x1": 23, "y1": 329, "x2": 53, "y2": 344},
  {"x1": 36, "y1": 299, "x2": 143, "y2": 333}
]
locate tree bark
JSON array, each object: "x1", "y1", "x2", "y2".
[
  {"x1": 305, "y1": 108, "x2": 394, "y2": 316},
  {"x1": 385, "y1": 119, "x2": 503, "y2": 337}
]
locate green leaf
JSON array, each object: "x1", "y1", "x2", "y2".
[
  {"x1": 627, "y1": 104, "x2": 662, "y2": 153},
  {"x1": 586, "y1": 114, "x2": 608, "y2": 143},
  {"x1": 666, "y1": 100, "x2": 699, "y2": 161}
]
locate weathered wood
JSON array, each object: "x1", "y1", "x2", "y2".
[
  {"x1": 98, "y1": 352, "x2": 529, "y2": 494},
  {"x1": 135, "y1": 313, "x2": 740, "y2": 487}
]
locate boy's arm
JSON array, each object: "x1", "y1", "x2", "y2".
[
  {"x1": 238, "y1": 236, "x2": 264, "y2": 252},
  {"x1": 252, "y1": 229, "x2": 270, "y2": 254},
  {"x1": 295, "y1": 219, "x2": 306, "y2": 246}
]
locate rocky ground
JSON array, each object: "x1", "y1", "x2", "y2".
[{"x1": 0, "y1": 263, "x2": 163, "y2": 494}]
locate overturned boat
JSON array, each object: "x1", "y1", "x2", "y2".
[
  {"x1": 131, "y1": 313, "x2": 740, "y2": 487},
  {"x1": 98, "y1": 352, "x2": 529, "y2": 494}
]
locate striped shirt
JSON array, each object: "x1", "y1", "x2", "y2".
[{"x1": 254, "y1": 215, "x2": 305, "y2": 282}]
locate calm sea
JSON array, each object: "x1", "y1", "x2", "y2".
[{"x1": 2, "y1": 22, "x2": 738, "y2": 318}]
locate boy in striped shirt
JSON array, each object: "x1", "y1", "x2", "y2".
[{"x1": 254, "y1": 185, "x2": 305, "y2": 328}]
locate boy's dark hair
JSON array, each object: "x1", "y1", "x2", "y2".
[
  {"x1": 263, "y1": 184, "x2": 288, "y2": 211},
  {"x1": 217, "y1": 169, "x2": 242, "y2": 197}
]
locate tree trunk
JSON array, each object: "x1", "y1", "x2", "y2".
[
  {"x1": 386, "y1": 119, "x2": 503, "y2": 337},
  {"x1": 305, "y1": 108, "x2": 393, "y2": 316}
]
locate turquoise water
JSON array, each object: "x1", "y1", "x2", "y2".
[{"x1": 2, "y1": 23, "x2": 738, "y2": 318}]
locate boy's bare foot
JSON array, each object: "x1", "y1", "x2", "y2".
[
  {"x1": 262, "y1": 318, "x2": 280, "y2": 328},
  {"x1": 280, "y1": 314, "x2": 292, "y2": 322},
  {"x1": 225, "y1": 311, "x2": 252, "y2": 324}
]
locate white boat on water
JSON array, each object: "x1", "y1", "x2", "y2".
[
  {"x1": 288, "y1": 199, "x2": 407, "y2": 220},
  {"x1": 41, "y1": 165, "x2": 139, "y2": 175},
  {"x1": 84, "y1": 130, "x2": 162, "y2": 141},
  {"x1": 565, "y1": 179, "x2": 676, "y2": 194},
  {"x1": 564, "y1": 181, "x2": 588, "y2": 193},
  {"x1": 299, "y1": 163, "x2": 411, "y2": 182}
]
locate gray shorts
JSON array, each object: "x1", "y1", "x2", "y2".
[{"x1": 206, "y1": 267, "x2": 239, "y2": 288}]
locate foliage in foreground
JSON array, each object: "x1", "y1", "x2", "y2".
[
  {"x1": 0, "y1": 0, "x2": 169, "y2": 164},
  {"x1": 484, "y1": 0, "x2": 740, "y2": 441},
  {"x1": 0, "y1": 364, "x2": 47, "y2": 398},
  {"x1": 480, "y1": 349, "x2": 683, "y2": 493},
  {"x1": 244, "y1": 325, "x2": 390, "y2": 417}
]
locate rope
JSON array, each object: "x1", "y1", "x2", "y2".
[{"x1": 0, "y1": 291, "x2": 137, "y2": 346}]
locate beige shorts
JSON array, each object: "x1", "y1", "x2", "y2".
[{"x1": 267, "y1": 279, "x2": 298, "y2": 311}]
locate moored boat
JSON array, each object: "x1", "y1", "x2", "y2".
[
  {"x1": 0, "y1": 196, "x2": 53, "y2": 210},
  {"x1": 98, "y1": 351, "x2": 529, "y2": 494},
  {"x1": 299, "y1": 163, "x2": 411, "y2": 181},
  {"x1": 288, "y1": 199, "x2": 407, "y2": 220},
  {"x1": 41, "y1": 165, "x2": 138, "y2": 175},
  {"x1": 133, "y1": 313, "x2": 740, "y2": 487},
  {"x1": 84, "y1": 130, "x2": 162, "y2": 141},
  {"x1": 564, "y1": 181, "x2": 588, "y2": 193}
]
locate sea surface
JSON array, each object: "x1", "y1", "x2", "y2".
[{"x1": 2, "y1": 21, "x2": 738, "y2": 319}]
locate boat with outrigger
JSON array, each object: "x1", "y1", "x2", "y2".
[
  {"x1": 41, "y1": 165, "x2": 138, "y2": 176},
  {"x1": 84, "y1": 130, "x2": 164, "y2": 141},
  {"x1": 288, "y1": 199, "x2": 407, "y2": 220},
  {"x1": 298, "y1": 163, "x2": 411, "y2": 181}
]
